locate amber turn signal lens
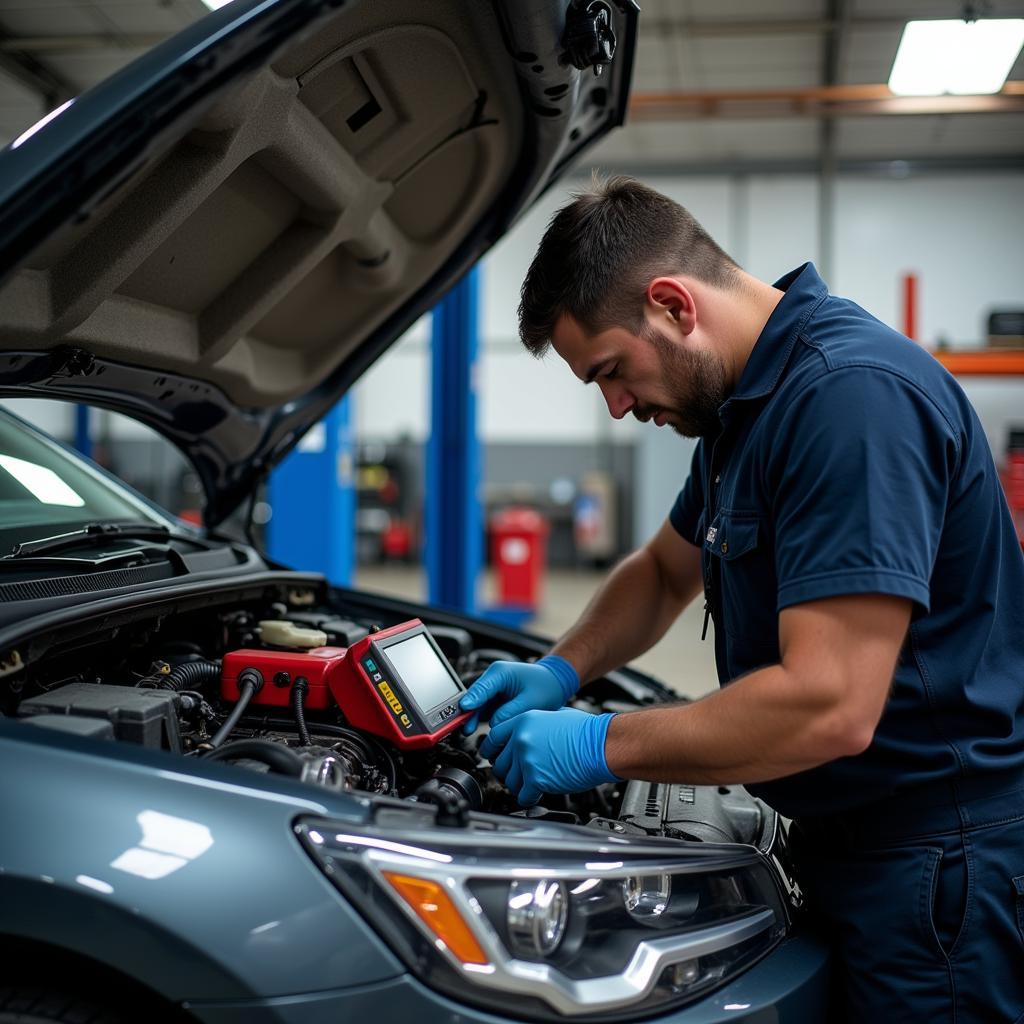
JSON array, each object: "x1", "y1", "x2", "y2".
[{"x1": 382, "y1": 871, "x2": 490, "y2": 965}]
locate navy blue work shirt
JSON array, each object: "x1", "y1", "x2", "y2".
[{"x1": 670, "y1": 263, "x2": 1024, "y2": 818}]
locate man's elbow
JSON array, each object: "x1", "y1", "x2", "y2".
[
  {"x1": 815, "y1": 705, "x2": 878, "y2": 759},
  {"x1": 785, "y1": 661, "x2": 886, "y2": 761},
  {"x1": 833, "y1": 716, "x2": 876, "y2": 757}
]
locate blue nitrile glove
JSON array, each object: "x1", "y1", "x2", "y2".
[
  {"x1": 458, "y1": 655, "x2": 579, "y2": 735},
  {"x1": 479, "y1": 707, "x2": 620, "y2": 807}
]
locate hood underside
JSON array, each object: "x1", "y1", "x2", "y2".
[{"x1": 0, "y1": 0, "x2": 637, "y2": 524}]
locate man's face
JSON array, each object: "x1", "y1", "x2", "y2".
[{"x1": 550, "y1": 315, "x2": 728, "y2": 438}]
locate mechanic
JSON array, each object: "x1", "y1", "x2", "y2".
[{"x1": 459, "y1": 176, "x2": 1024, "y2": 1022}]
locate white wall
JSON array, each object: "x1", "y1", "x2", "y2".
[
  {"x1": 832, "y1": 175, "x2": 1024, "y2": 346},
  {"x1": 827, "y1": 174, "x2": 1024, "y2": 458},
  {"x1": 355, "y1": 169, "x2": 1024, "y2": 543},
  {"x1": 359, "y1": 170, "x2": 1024, "y2": 423},
  {"x1": 356, "y1": 177, "x2": 741, "y2": 444},
  {"x1": 353, "y1": 315, "x2": 430, "y2": 441},
  {"x1": 745, "y1": 175, "x2": 821, "y2": 280},
  {"x1": 0, "y1": 398, "x2": 73, "y2": 436},
  {"x1": 17, "y1": 169, "x2": 1015, "y2": 504},
  {"x1": 0, "y1": 399, "x2": 190, "y2": 444}
]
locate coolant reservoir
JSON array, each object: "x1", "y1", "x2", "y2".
[{"x1": 259, "y1": 620, "x2": 328, "y2": 649}]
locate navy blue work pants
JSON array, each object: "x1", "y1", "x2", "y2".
[{"x1": 790, "y1": 772, "x2": 1024, "y2": 1023}]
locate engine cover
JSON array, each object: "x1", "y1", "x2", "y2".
[{"x1": 617, "y1": 779, "x2": 764, "y2": 845}]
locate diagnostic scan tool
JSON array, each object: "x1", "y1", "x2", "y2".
[{"x1": 328, "y1": 619, "x2": 472, "y2": 749}]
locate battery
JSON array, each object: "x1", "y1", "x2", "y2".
[{"x1": 18, "y1": 682, "x2": 180, "y2": 751}]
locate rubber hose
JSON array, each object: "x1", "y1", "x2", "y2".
[
  {"x1": 165, "y1": 659, "x2": 221, "y2": 693},
  {"x1": 204, "y1": 738, "x2": 304, "y2": 776},
  {"x1": 291, "y1": 677, "x2": 312, "y2": 747},
  {"x1": 208, "y1": 669, "x2": 261, "y2": 748}
]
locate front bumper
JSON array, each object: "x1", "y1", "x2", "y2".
[{"x1": 184, "y1": 932, "x2": 830, "y2": 1024}]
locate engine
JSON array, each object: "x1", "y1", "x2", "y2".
[{"x1": 5, "y1": 594, "x2": 776, "y2": 850}]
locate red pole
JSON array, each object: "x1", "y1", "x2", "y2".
[{"x1": 902, "y1": 272, "x2": 918, "y2": 341}]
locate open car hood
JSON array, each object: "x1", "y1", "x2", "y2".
[{"x1": 0, "y1": 0, "x2": 637, "y2": 525}]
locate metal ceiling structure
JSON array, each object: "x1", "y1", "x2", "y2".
[
  {"x1": 595, "y1": 0, "x2": 1024, "y2": 171},
  {"x1": 0, "y1": 0, "x2": 1022, "y2": 169}
]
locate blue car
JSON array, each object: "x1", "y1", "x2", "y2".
[{"x1": 0, "y1": 2, "x2": 829, "y2": 1021}]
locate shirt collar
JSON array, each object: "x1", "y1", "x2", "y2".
[{"x1": 726, "y1": 262, "x2": 829, "y2": 404}]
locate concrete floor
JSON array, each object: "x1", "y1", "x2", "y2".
[{"x1": 354, "y1": 565, "x2": 720, "y2": 700}]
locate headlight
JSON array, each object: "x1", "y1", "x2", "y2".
[
  {"x1": 507, "y1": 879, "x2": 569, "y2": 958},
  {"x1": 622, "y1": 873, "x2": 674, "y2": 921},
  {"x1": 296, "y1": 816, "x2": 788, "y2": 1019}
]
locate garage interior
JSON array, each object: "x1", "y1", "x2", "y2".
[{"x1": 0, "y1": 0, "x2": 1022, "y2": 699}]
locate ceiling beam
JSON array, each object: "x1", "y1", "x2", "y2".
[
  {"x1": 5, "y1": 11, "x2": 1024, "y2": 55},
  {"x1": 629, "y1": 83, "x2": 1024, "y2": 120},
  {"x1": 638, "y1": 12, "x2": 1024, "y2": 37},
  {"x1": 822, "y1": 4, "x2": 852, "y2": 88}
]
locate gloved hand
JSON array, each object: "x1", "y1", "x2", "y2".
[
  {"x1": 479, "y1": 707, "x2": 620, "y2": 807},
  {"x1": 458, "y1": 655, "x2": 579, "y2": 734}
]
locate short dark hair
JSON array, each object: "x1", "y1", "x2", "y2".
[{"x1": 518, "y1": 175, "x2": 740, "y2": 356}]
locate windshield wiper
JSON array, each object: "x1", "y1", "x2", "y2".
[{"x1": 3, "y1": 521, "x2": 208, "y2": 560}]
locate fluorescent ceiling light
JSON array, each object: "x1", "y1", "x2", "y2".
[
  {"x1": 201, "y1": 0, "x2": 237, "y2": 10},
  {"x1": 889, "y1": 19, "x2": 1024, "y2": 95}
]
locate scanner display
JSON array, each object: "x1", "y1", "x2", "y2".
[{"x1": 382, "y1": 633, "x2": 461, "y2": 712}]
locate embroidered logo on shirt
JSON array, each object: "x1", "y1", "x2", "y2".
[{"x1": 706, "y1": 526, "x2": 718, "y2": 543}]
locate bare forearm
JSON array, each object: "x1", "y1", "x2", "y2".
[
  {"x1": 551, "y1": 548, "x2": 691, "y2": 684},
  {"x1": 605, "y1": 663, "x2": 868, "y2": 785}
]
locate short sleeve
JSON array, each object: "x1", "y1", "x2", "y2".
[
  {"x1": 768, "y1": 367, "x2": 959, "y2": 613},
  {"x1": 669, "y1": 441, "x2": 707, "y2": 546}
]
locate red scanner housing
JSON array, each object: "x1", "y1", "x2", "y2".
[
  {"x1": 220, "y1": 647, "x2": 347, "y2": 710},
  {"x1": 329, "y1": 619, "x2": 473, "y2": 750},
  {"x1": 219, "y1": 619, "x2": 471, "y2": 749}
]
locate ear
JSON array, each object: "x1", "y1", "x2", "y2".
[{"x1": 646, "y1": 277, "x2": 697, "y2": 336}]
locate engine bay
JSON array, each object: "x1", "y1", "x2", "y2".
[{"x1": 0, "y1": 579, "x2": 778, "y2": 852}]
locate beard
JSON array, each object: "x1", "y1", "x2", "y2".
[{"x1": 637, "y1": 327, "x2": 729, "y2": 438}]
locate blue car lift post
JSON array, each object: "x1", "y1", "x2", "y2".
[
  {"x1": 73, "y1": 405, "x2": 92, "y2": 459},
  {"x1": 426, "y1": 267, "x2": 482, "y2": 616},
  {"x1": 266, "y1": 397, "x2": 355, "y2": 586}
]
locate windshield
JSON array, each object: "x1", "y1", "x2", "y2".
[{"x1": 0, "y1": 409, "x2": 171, "y2": 552}]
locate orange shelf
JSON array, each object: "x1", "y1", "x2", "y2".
[{"x1": 933, "y1": 349, "x2": 1024, "y2": 376}]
